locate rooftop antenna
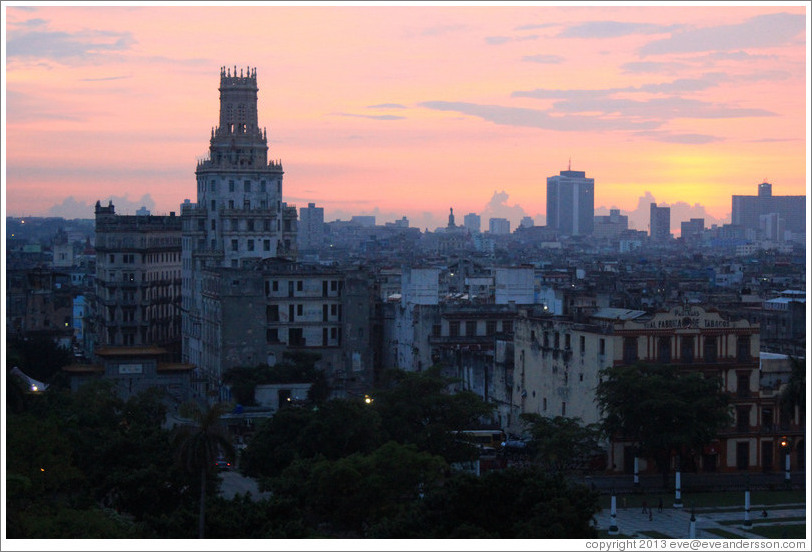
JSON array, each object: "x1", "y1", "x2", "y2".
[{"x1": 568, "y1": 157, "x2": 572, "y2": 171}]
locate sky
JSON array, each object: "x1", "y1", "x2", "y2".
[{"x1": 2, "y1": 2, "x2": 809, "y2": 234}]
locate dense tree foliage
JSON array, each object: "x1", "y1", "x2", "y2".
[
  {"x1": 369, "y1": 467, "x2": 600, "y2": 539},
  {"x1": 779, "y1": 356, "x2": 806, "y2": 419},
  {"x1": 596, "y1": 363, "x2": 731, "y2": 481},
  {"x1": 6, "y1": 336, "x2": 73, "y2": 387},
  {"x1": 222, "y1": 351, "x2": 328, "y2": 405},
  {"x1": 520, "y1": 413, "x2": 605, "y2": 473}
]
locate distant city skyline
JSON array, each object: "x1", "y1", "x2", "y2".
[{"x1": 3, "y1": 3, "x2": 808, "y2": 234}]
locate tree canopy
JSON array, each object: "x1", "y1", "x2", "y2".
[
  {"x1": 520, "y1": 413, "x2": 605, "y2": 473},
  {"x1": 596, "y1": 363, "x2": 731, "y2": 476}
]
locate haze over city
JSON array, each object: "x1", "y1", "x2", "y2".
[{"x1": 3, "y1": 2, "x2": 808, "y2": 234}]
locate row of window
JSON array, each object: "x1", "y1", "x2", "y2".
[
  {"x1": 202, "y1": 178, "x2": 281, "y2": 194},
  {"x1": 267, "y1": 326, "x2": 342, "y2": 347},
  {"x1": 434, "y1": 319, "x2": 512, "y2": 338},
  {"x1": 266, "y1": 303, "x2": 342, "y2": 323}
]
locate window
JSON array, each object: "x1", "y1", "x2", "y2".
[
  {"x1": 263, "y1": 239, "x2": 271, "y2": 251},
  {"x1": 737, "y1": 373, "x2": 751, "y2": 398},
  {"x1": 229, "y1": 200, "x2": 234, "y2": 209},
  {"x1": 244, "y1": 180, "x2": 251, "y2": 192},
  {"x1": 580, "y1": 335, "x2": 585, "y2": 353},
  {"x1": 289, "y1": 328, "x2": 304, "y2": 347},
  {"x1": 231, "y1": 239, "x2": 238, "y2": 251},
  {"x1": 565, "y1": 333, "x2": 571, "y2": 349},
  {"x1": 109, "y1": 254, "x2": 115, "y2": 263},
  {"x1": 210, "y1": 180, "x2": 216, "y2": 192},
  {"x1": 266, "y1": 305, "x2": 279, "y2": 322},
  {"x1": 229, "y1": 180, "x2": 235, "y2": 192},
  {"x1": 267, "y1": 328, "x2": 279, "y2": 343},
  {"x1": 562, "y1": 402, "x2": 567, "y2": 416},
  {"x1": 211, "y1": 219, "x2": 216, "y2": 230},
  {"x1": 432, "y1": 324, "x2": 441, "y2": 337},
  {"x1": 261, "y1": 180, "x2": 266, "y2": 192},
  {"x1": 211, "y1": 200, "x2": 216, "y2": 211},
  {"x1": 331, "y1": 280, "x2": 338, "y2": 291},
  {"x1": 543, "y1": 332, "x2": 549, "y2": 348},
  {"x1": 657, "y1": 336, "x2": 671, "y2": 363},
  {"x1": 704, "y1": 336, "x2": 718, "y2": 363},
  {"x1": 486, "y1": 320, "x2": 497, "y2": 336},
  {"x1": 231, "y1": 218, "x2": 238, "y2": 230},
  {"x1": 466, "y1": 321, "x2": 477, "y2": 337},
  {"x1": 449, "y1": 321, "x2": 460, "y2": 337},
  {"x1": 554, "y1": 332, "x2": 560, "y2": 349},
  {"x1": 681, "y1": 336, "x2": 694, "y2": 363},
  {"x1": 247, "y1": 219, "x2": 254, "y2": 231},
  {"x1": 264, "y1": 219, "x2": 271, "y2": 231},
  {"x1": 599, "y1": 338, "x2": 606, "y2": 355},
  {"x1": 297, "y1": 304, "x2": 303, "y2": 316},
  {"x1": 272, "y1": 280, "x2": 279, "y2": 292},
  {"x1": 502, "y1": 320, "x2": 513, "y2": 334},
  {"x1": 736, "y1": 406, "x2": 750, "y2": 432},
  {"x1": 623, "y1": 337, "x2": 638, "y2": 364},
  {"x1": 331, "y1": 304, "x2": 338, "y2": 316},
  {"x1": 247, "y1": 239, "x2": 254, "y2": 251},
  {"x1": 297, "y1": 281, "x2": 303, "y2": 291},
  {"x1": 737, "y1": 336, "x2": 751, "y2": 362}
]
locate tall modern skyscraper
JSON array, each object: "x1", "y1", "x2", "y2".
[
  {"x1": 650, "y1": 203, "x2": 671, "y2": 241},
  {"x1": 181, "y1": 66, "x2": 298, "y2": 372},
  {"x1": 732, "y1": 182, "x2": 806, "y2": 237},
  {"x1": 546, "y1": 168, "x2": 594, "y2": 236}
]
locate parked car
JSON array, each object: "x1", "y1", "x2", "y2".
[{"x1": 214, "y1": 458, "x2": 232, "y2": 470}]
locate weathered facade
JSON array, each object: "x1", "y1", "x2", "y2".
[
  {"x1": 94, "y1": 201, "x2": 183, "y2": 357},
  {"x1": 194, "y1": 259, "x2": 375, "y2": 400},
  {"x1": 512, "y1": 305, "x2": 782, "y2": 473}
]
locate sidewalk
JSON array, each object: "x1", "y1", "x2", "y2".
[{"x1": 594, "y1": 503, "x2": 806, "y2": 539}]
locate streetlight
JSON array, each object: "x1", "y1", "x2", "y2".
[
  {"x1": 689, "y1": 504, "x2": 696, "y2": 538},
  {"x1": 608, "y1": 487, "x2": 619, "y2": 536},
  {"x1": 742, "y1": 476, "x2": 752, "y2": 530},
  {"x1": 364, "y1": 394, "x2": 374, "y2": 404}
]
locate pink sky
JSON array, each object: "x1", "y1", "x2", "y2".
[{"x1": 3, "y1": 3, "x2": 808, "y2": 232}]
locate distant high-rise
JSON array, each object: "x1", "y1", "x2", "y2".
[
  {"x1": 732, "y1": 182, "x2": 805, "y2": 236},
  {"x1": 680, "y1": 218, "x2": 704, "y2": 242},
  {"x1": 299, "y1": 202, "x2": 324, "y2": 250},
  {"x1": 650, "y1": 203, "x2": 671, "y2": 241},
  {"x1": 546, "y1": 168, "x2": 594, "y2": 236},
  {"x1": 464, "y1": 212, "x2": 481, "y2": 233},
  {"x1": 520, "y1": 216, "x2": 534, "y2": 228},
  {"x1": 489, "y1": 217, "x2": 510, "y2": 235},
  {"x1": 182, "y1": 66, "x2": 298, "y2": 376}
]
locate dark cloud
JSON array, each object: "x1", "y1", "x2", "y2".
[
  {"x1": 639, "y1": 12, "x2": 805, "y2": 56},
  {"x1": 613, "y1": 192, "x2": 729, "y2": 233},
  {"x1": 558, "y1": 21, "x2": 680, "y2": 39},
  {"x1": 6, "y1": 29, "x2": 135, "y2": 62},
  {"x1": 20, "y1": 18, "x2": 47, "y2": 27},
  {"x1": 522, "y1": 54, "x2": 565, "y2": 64}
]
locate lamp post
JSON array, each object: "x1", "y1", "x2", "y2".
[
  {"x1": 742, "y1": 476, "x2": 752, "y2": 530},
  {"x1": 689, "y1": 505, "x2": 696, "y2": 538},
  {"x1": 673, "y1": 457, "x2": 683, "y2": 509},
  {"x1": 609, "y1": 487, "x2": 619, "y2": 536}
]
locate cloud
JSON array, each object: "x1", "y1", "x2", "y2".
[
  {"x1": 19, "y1": 18, "x2": 47, "y2": 27},
  {"x1": 612, "y1": 192, "x2": 729, "y2": 233},
  {"x1": 633, "y1": 131, "x2": 722, "y2": 145},
  {"x1": 514, "y1": 23, "x2": 557, "y2": 31},
  {"x1": 419, "y1": 100, "x2": 661, "y2": 132},
  {"x1": 338, "y1": 113, "x2": 406, "y2": 121},
  {"x1": 367, "y1": 103, "x2": 407, "y2": 109},
  {"x1": 521, "y1": 54, "x2": 565, "y2": 64},
  {"x1": 480, "y1": 190, "x2": 530, "y2": 230},
  {"x1": 485, "y1": 34, "x2": 538, "y2": 45},
  {"x1": 46, "y1": 194, "x2": 157, "y2": 219},
  {"x1": 621, "y1": 61, "x2": 690, "y2": 74},
  {"x1": 6, "y1": 29, "x2": 135, "y2": 62},
  {"x1": 640, "y1": 12, "x2": 806, "y2": 56},
  {"x1": 79, "y1": 75, "x2": 131, "y2": 82},
  {"x1": 558, "y1": 21, "x2": 680, "y2": 39},
  {"x1": 420, "y1": 24, "x2": 468, "y2": 37}
]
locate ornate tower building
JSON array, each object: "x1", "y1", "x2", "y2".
[{"x1": 182, "y1": 66, "x2": 298, "y2": 379}]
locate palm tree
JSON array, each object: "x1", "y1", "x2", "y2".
[{"x1": 173, "y1": 401, "x2": 235, "y2": 538}]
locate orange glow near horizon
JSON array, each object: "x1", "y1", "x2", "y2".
[{"x1": 3, "y1": 4, "x2": 808, "y2": 233}]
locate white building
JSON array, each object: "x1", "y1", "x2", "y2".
[{"x1": 488, "y1": 217, "x2": 510, "y2": 235}]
